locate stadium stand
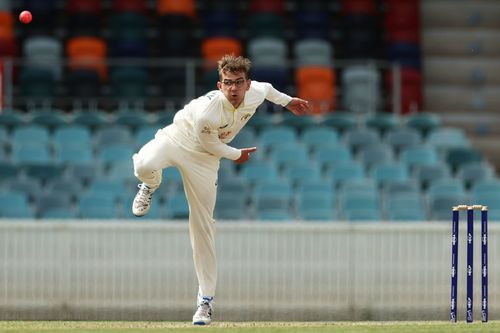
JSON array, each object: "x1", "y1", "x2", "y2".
[{"x1": 0, "y1": 0, "x2": 498, "y2": 223}]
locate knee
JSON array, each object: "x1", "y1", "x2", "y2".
[{"x1": 133, "y1": 153, "x2": 157, "y2": 178}]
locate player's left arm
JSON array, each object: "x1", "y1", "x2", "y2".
[
  {"x1": 285, "y1": 97, "x2": 310, "y2": 116},
  {"x1": 256, "y1": 81, "x2": 310, "y2": 116}
]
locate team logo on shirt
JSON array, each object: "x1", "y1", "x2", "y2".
[
  {"x1": 241, "y1": 113, "x2": 252, "y2": 121},
  {"x1": 219, "y1": 131, "x2": 231, "y2": 139},
  {"x1": 201, "y1": 126, "x2": 211, "y2": 134}
]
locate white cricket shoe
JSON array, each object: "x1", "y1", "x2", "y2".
[
  {"x1": 132, "y1": 183, "x2": 156, "y2": 216},
  {"x1": 192, "y1": 300, "x2": 213, "y2": 325}
]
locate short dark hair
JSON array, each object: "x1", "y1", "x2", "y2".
[{"x1": 217, "y1": 54, "x2": 252, "y2": 80}]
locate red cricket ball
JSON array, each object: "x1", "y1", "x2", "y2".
[{"x1": 19, "y1": 10, "x2": 32, "y2": 24}]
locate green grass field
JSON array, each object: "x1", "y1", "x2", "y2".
[{"x1": 0, "y1": 321, "x2": 498, "y2": 333}]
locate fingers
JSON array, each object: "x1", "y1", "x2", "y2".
[{"x1": 245, "y1": 147, "x2": 257, "y2": 153}]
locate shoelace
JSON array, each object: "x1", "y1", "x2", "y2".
[
  {"x1": 196, "y1": 302, "x2": 212, "y2": 318},
  {"x1": 135, "y1": 184, "x2": 153, "y2": 207}
]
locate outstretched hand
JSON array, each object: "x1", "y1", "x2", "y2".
[
  {"x1": 234, "y1": 147, "x2": 257, "y2": 164},
  {"x1": 286, "y1": 97, "x2": 310, "y2": 116}
]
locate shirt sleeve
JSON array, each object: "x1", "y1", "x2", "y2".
[
  {"x1": 255, "y1": 81, "x2": 293, "y2": 107},
  {"x1": 193, "y1": 117, "x2": 242, "y2": 160}
]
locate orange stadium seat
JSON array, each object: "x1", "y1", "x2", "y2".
[
  {"x1": 298, "y1": 82, "x2": 336, "y2": 114},
  {"x1": 201, "y1": 37, "x2": 242, "y2": 69},
  {"x1": 67, "y1": 37, "x2": 108, "y2": 80},
  {"x1": 157, "y1": 0, "x2": 196, "y2": 18},
  {"x1": 296, "y1": 66, "x2": 336, "y2": 114},
  {"x1": 0, "y1": 11, "x2": 14, "y2": 39},
  {"x1": 296, "y1": 66, "x2": 335, "y2": 86}
]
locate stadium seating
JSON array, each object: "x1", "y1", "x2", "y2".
[{"x1": 1, "y1": 0, "x2": 498, "y2": 224}]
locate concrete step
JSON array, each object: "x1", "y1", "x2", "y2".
[
  {"x1": 422, "y1": 29, "x2": 500, "y2": 57},
  {"x1": 422, "y1": 0, "x2": 500, "y2": 29},
  {"x1": 424, "y1": 57, "x2": 500, "y2": 85},
  {"x1": 424, "y1": 85, "x2": 500, "y2": 112}
]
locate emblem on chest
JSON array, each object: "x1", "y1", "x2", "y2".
[
  {"x1": 219, "y1": 131, "x2": 232, "y2": 139},
  {"x1": 241, "y1": 113, "x2": 252, "y2": 121}
]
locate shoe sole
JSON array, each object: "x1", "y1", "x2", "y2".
[{"x1": 193, "y1": 321, "x2": 210, "y2": 326}]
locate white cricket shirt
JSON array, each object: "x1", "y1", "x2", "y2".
[{"x1": 165, "y1": 81, "x2": 292, "y2": 160}]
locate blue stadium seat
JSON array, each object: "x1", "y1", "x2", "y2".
[
  {"x1": 301, "y1": 126, "x2": 339, "y2": 152},
  {"x1": 98, "y1": 145, "x2": 135, "y2": 166},
  {"x1": 259, "y1": 126, "x2": 298, "y2": 151},
  {"x1": 294, "y1": 38, "x2": 333, "y2": 66},
  {"x1": 230, "y1": 127, "x2": 257, "y2": 148},
  {"x1": 45, "y1": 177, "x2": 84, "y2": 202},
  {"x1": 327, "y1": 160, "x2": 365, "y2": 188},
  {"x1": 412, "y1": 163, "x2": 451, "y2": 190},
  {"x1": 94, "y1": 125, "x2": 134, "y2": 147},
  {"x1": 0, "y1": 162, "x2": 19, "y2": 181},
  {"x1": 78, "y1": 193, "x2": 120, "y2": 219},
  {"x1": 35, "y1": 192, "x2": 73, "y2": 218},
  {"x1": 456, "y1": 162, "x2": 495, "y2": 189},
  {"x1": 240, "y1": 161, "x2": 279, "y2": 184},
  {"x1": 385, "y1": 192, "x2": 426, "y2": 221},
  {"x1": 400, "y1": 145, "x2": 439, "y2": 170},
  {"x1": 53, "y1": 125, "x2": 92, "y2": 147},
  {"x1": 254, "y1": 180, "x2": 293, "y2": 202},
  {"x1": 471, "y1": 179, "x2": 500, "y2": 199},
  {"x1": 343, "y1": 208, "x2": 381, "y2": 222},
  {"x1": 427, "y1": 127, "x2": 469, "y2": 151},
  {"x1": 371, "y1": 162, "x2": 409, "y2": 187},
  {"x1": 113, "y1": 109, "x2": 153, "y2": 129},
  {"x1": 135, "y1": 125, "x2": 158, "y2": 147},
  {"x1": 296, "y1": 192, "x2": 336, "y2": 221},
  {"x1": 0, "y1": 109, "x2": 26, "y2": 129},
  {"x1": 248, "y1": 37, "x2": 287, "y2": 66},
  {"x1": 12, "y1": 125, "x2": 50, "y2": 145},
  {"x1": 163, "y1": 193, "x2": 189, "y2": 219},
  {"x1": 269, "y1": 145, "x2": 309, "y2": 169},
  {"x1": 0, "y1": 192, "x2": 34, "y2": 218},
  {"x1": 65, "y1": 163, "x2": 104, "y2": 186},
  {"x1": 428, "y1": 193, "x2": 468, "y2": 221},
  {"x1": 341, "y1": 64, "x2": 381, "y2": 113},
  {"x1": 4, "y1": 177, "x2": 44, "y2": 202},
  {"x1": 106, "y1": 162, "x2": 137, "y2": 185},
  {"x1": 386, "y1": 207, "x2": 426, "y2": 221},
  {"x1": 384, "y1": 127, "x2": 422, "y2": 153},
  {"x1": 358, "y1": 143, "x2": 395, "y2": 170},
  {"x1": 215, "y1": 192, "x2": 247, "y2": 220},
  {"x1": 343, "y1": 127, "x2": 380, "y2": 152},
  {"x1": 255, "y1": 209, "x2": 294, "y2": 221},
  {"x1": 315, "y1": 144, "x2": 353, "y2": 171},
  {"x1": 383, "y1": 180, "x2": 421, "y2": 197},
  {"x1": 297, "y1": 180, "x2": 335, "y2": 198},
  {"x1": 445, "y1": 147, "x2": 482, "y2": 173},
  {"x1": 71, "y1": 109, "x2": 111, "y2": 129},
  {"x1": 319, "y1": 112, "x2": 357, "y2": 134},
  {"x1": 30, "y1": 108, "x2": 68, "y2": 129},
  {"x1": 365, "y1": 112, "x2": 400, "y2": 136},
  {"x1": 405, "y1": 112, "x2": 441, "y2": 137},
  {"x1": 283, "y1": 162, "x2": 322, "y2": 186},
  {"x1": 40, "y1": 208, "x2": 78, "y2": 219},
  {"x1": 54, "y1": 144, "x2": 93, "y2": 164},
  {"x1": 86, "y1": 178, "x2": 129, "y2": 203}
]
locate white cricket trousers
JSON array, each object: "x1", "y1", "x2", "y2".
[{"x1": 132, "y1": 125, "x2": 219, "y2": 298}]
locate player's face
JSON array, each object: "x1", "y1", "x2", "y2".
[{"x1": 217, "y1": 71, "x2": 251, "y2": 108}]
